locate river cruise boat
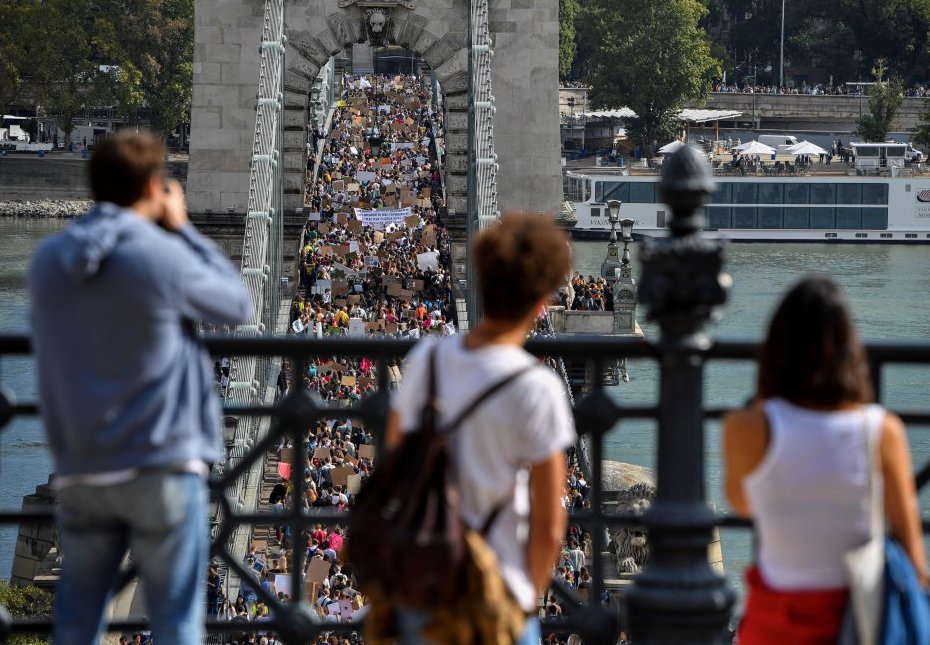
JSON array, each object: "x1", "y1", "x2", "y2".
[{"x1": 564, "y1": 166, "x2": 930, "y2": 242}]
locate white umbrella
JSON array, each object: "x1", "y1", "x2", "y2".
[
  {"x1": 658, "y1": 140, "x2": 686, "y2": 154},
  {"x1": 737, "y1": 140, "x2": 776, "y2": 156},
  {"x1": 787, "y1": 140, "x2": 828, "y2": 156}
]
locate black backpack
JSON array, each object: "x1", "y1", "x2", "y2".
[{"x1": 348, "y1": 345, "x2": 532, "y2": 607}]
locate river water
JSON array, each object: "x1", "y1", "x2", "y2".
[{"x1": 2, "y1": 218, "x2": 930, "y2": 608}]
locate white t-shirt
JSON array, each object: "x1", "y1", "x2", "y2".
[{"x1": 393, "y1": 336, "x2": 576, "y2": 611}]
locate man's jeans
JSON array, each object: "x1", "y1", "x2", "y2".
[
  {"x1": 53, "y1": 471, "x2": 208, "y2": 645},
  {"x1": 395, "y1": 609, "x2": 541, "y2": 645}
]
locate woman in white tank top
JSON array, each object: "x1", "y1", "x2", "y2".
[{"x1": 723, "y1": 276, "x2": 926, "y2": 644}]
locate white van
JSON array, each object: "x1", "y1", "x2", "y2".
[{"x1": 757, "y1": 134, "x2": 800, "y2": 155}]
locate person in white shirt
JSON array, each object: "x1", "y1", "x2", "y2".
[{"x1": 386, "y1": 214, "x2": 576, "y2": 645}]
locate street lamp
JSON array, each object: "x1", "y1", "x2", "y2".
[
  {"x1": 600, "y1": 199, "x2": 623, "y2": 282},
  {"x1": 620, "y1": 217, "x2": 634, "y2": 267},
  {"x1": 779, "y1": 0, "x2": 786, "y2": 89}
]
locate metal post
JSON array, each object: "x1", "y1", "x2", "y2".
[
  {"x1": 581, "y1": 91, "x2": 586, "y2": 153},
  {"x1": 626, "y1": 146, "x2": 735, "y2": 644},
  {"x1": 465, "y1": 0, "x2": 480, "y2": 328},
  {"x1": 779, "y1": 0, "x2": 786, "y2": 89}
]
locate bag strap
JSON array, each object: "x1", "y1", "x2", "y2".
[
  {"x1": 862, "y1": 405, "x2": 885, "y2": 540},
  {"x1": 441, "y1": 363, "x2": 536, "y2": 434},
  {"x1": 418, "y1": 345, "x2": 440, "y2": 434}
]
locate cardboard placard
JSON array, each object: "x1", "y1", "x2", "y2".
[
  {"x1": 404, "y1": 214, "x2": 419, "y2": 227},
  {"x1": 337, "y1": 212, "x2": 348, "y2": 226},
  {"x1": 358, "y1": 444, "x2": 376, "y2": 460},
  {"x1": 399, "y1": 289, "x2": 413, "y2": 300},
  {"x1": 306, "y1": 558, "x2": 331, "y2": 584},
  {"x1": 341, "y1": 375, "x2": 357, "y2": 387},
  {"x1": 387, "y1": 283, "x2": 403, "y2": 297},
  {"x1": 331, "y1": 466, "x2": 355, "y2": 487},
  {"x1": 313, "y1": 446, "x2": 331, "y2": 460},
  {"x1": 279, "y1": 447, "x2": 294, "y2": 463},
  {"x1": 332, "y1": 180, "x2": 345, "y2": 191},
  {"x1": 319, "y1": 223, "x2": 331, "y2": 234}
]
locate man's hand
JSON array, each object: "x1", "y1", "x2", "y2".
[{"x1": 159, "y1": 179, "x2": 189, "y2": 231}]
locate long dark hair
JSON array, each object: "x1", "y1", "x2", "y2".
[{"x1": 758, "y1": 275, "x2": 873, "y2": 407}]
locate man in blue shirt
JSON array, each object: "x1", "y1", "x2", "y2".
[{"x1": 29, "y1": 131, "x2": 252, "y2": 644}]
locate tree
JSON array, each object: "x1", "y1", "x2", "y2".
[
  {"x1": 559, "y1": 0, "x2": 580, "y2": 80},
  {"x1": 107, "y1": 0, "x2": 194, "y2": 137},
  {"x1": 913, "y1": 98, "x2": 930, "y2": 151},
  {"x1": 0, "y1": 580, "x2": 54, "y2": 645},
  {"x1": 855, "y1": 60, "x2": 904, "y2": 142},
  {"x1": 579, "y1": 0, "x2": 720, "y2": 155},
  {"x1": 0, "y1": 2, "x2": 32, "y2": 113},
  {"x1": 22, "y1": 0, "x2": 128, "y2": 145}
]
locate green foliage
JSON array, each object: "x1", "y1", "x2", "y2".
[
  {"x1": 0, "y1": 580, "x2": 53, "y2": 645},
  {"x1": 580, "y1": 0, "x2": 721, "y2": 154},
  {"x1": 559, "y1": 0, "x2": 580, "y2": 80},
  {"x1": 913, "y1": 98, "x2": 930, "y2": 151},
  {"x1": 106, "y1": 0, "x2": 195, "y2": 135},
  {"x1": 855, "y1": 60, "x2": 904, "y2": 142},
  {"x1": 711, "y1": 0, "x2": 930, "y2": 86},
  {"x1": 3, "y1": 0, "x2": 193, "y2": 139}
]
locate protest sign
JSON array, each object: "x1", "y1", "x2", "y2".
[
  {"x1": 357, "y1": 170, "x2": 377, "y2": 183},
  {"x1": 319, "y1": 223, "x2": 331, "y2": 234},
  {"x1": 387, "y1": 283, "x2": 403, "y2": 297},
  {"x1": 308, "y1": 211, "x2": 321, "y2": 221},
  {"x1": 353, "y1": 207, "x2": 411, "y2": 229},
  {"x1": 404, "y1": 214, "x2": 420, "y2": 228},
  {"x1": 313, "y1": 446, "x2": 331, "y2": 460},
  {"x1": 347, "y1": 219, "x2": 363, "y2": 233},
  {"x1": 291, "y1": 319, "x2": 305, "y2": 333},
  {"x1": 275, "y1": 574, "x2": 293, "y2": 595},
  {"x1": 358, "y1": 444, "x2": 376, "y2": 461},
  {"x1": 416, "y1": 251, "x2": 440, "y2": 271},
  {"x1": 306, "y1": 558, "x2": 331, "y2": 584},
  {"x1": 279, "y1": 447, "x2": 294, "y2": 463},
  {"x1": 339, "y1": 599, "x2": 354, "y2": 619},
  {"x1": 337, "y1": 212, "x2": 348, "y2": 226},
  {"x1": 341, "y1": 374, "x2": 357, "y2": 387},
  {"x1": 348, "y1": 318, "x2": 365, "y2": 338},
  {"x1": 331, "y1": 466, "x2": 354, "y2": 487}
]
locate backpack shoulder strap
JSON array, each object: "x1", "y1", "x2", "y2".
[
  {"x1": 442, "y1": 362, "x2": 536, "y2": 433},
  {"x1": 418, "y1": 345, "x2": 440, "y2": 433}
]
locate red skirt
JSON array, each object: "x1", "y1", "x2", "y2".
[{"x1": 737, "y1": 566, "x2": 849, "y2": 645}]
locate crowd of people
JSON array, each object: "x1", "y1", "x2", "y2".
[{"x1": 214, "y1": 73, "x2": 619, "y2": 645}]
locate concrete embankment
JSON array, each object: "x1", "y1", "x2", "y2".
[{"x1": 0, "y1": 154, "x2": 188, "y2": 213}]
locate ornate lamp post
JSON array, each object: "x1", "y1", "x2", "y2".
[
  {"x1": 600, "y1": 199, "x2": 623, "y2": 282},
  {"x1": 626, "y1": 146, "x2": 735, "y2": 643}
]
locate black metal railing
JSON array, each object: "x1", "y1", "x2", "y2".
[{"x1": 2, "y1": 332, "x2": 930, "y2": 644}]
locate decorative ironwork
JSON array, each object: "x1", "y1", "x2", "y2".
[{"x1": 626, "y1": 146, "x2": 735, "y2": 643}]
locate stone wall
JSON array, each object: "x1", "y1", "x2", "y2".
[
  {"x1": 0, "y1": 157, "x2": 91, "y2": 201},
  {"x1": 700, "y1": 92, "x2": 927, "y2": 131}
]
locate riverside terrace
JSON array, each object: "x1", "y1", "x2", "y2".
[{"x1": 4, "y1": 154, "x2": 930, "y2": 643}]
